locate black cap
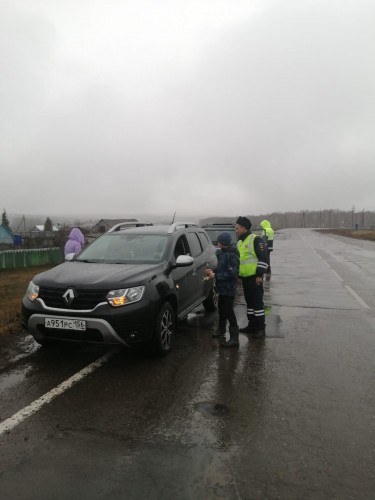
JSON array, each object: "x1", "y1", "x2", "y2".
[{"x1": 236, "y1": 216, "x2": 251, "y2": 230}]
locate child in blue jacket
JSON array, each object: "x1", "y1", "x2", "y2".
[{"x1": 205, "y1": 232, "x2": 240, "y2": 347}]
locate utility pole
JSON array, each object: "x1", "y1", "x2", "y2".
[
  {"x1": 352, "y1": 206, "x2": 355, "y2": 229},
  {"x1": 16, "y1": 215, "x2": 27, "y2": 234}
]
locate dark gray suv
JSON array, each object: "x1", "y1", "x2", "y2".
[{"x1": 22, "y1": 222, "x2": 218, "y2": 355}]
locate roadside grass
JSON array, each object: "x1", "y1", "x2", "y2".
[
  {"x1": 0, "y1": 266, "x2": 52, "y2": 335},
  {"x1": 316, "y1": 229, "x2": 375, "y2": 241}
]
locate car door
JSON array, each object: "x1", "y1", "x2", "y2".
[
  {"x1": 171, "y1": 235, "x2": 197, "y2": 314},
  {"x1": 186, "y1": 231, "x2": 207, "y2": 303}
]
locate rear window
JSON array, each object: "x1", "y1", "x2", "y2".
[
  {"x1": 186, "y1": 232, "x2": 203, "y2": 257},
  {"x1": 198, "y1": 231, "x2": 211, "y2": 249}
]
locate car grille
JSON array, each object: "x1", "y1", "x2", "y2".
[{"x1": 39, "y1": 287, "x2": 108, "y2": 310}]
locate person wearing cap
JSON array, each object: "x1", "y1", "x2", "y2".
[
  {"x1": 205, "y1": 232, "x2": 240, "y2": 348},
  {"x1": 235, "y1": 216, "x2": 269, "y2": 338}
]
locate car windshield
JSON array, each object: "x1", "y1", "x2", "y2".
[{"x1": 76, "y1": 233, "x2": 169, "y2": 264}]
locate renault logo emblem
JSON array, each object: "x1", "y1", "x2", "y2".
[{"x1": 63, "y1": 288, "x2": 76, "y2": 305}]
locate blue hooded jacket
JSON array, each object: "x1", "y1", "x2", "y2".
[{"x1": 214, "y1": 245, "x2": 239, "y2": 296}]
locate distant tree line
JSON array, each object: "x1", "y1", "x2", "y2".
[{"x1": 200, "y1": 209, "x2": 375, "y2": 230}]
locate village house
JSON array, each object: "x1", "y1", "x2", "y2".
[
  {"x1": 0, "y1": 224, "x2": 14, "y2": 246},
  {"x1": 91, "y1": 218, "x2": 138, "y2": 234}
]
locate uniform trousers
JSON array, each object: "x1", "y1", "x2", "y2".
[
  {"x1": 241, "y1": 275, "x2": 265, "y2": 328},
  {"x1": 266, "y1": 250, "x2": 272, "y2": 273}
]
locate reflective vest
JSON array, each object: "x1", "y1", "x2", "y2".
[
  {"x1": 237, "y1": 234, "x2": 258, "y2": 277},
  {"x1": 264, "y1": 227, "x2": 274, "y2": 241}
]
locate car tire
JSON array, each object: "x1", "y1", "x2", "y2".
[
  {"x1": 203, "y1": 283, "x2": 218, "y2": 312},
  {"x1": 153, "y1": 302, "x2": 175, "y2": 355}
]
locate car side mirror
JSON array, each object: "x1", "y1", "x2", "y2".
[
  {"x1": 65, "y1": 253, "x2": 76, "y2": 262},
  {"x1": 175, "y1": 255, "x2": 194, "y2": 267}
]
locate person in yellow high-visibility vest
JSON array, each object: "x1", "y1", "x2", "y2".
[
  {"x1": 260, "y1": 219, "x2": 274, "y2": 274},
  {"x1": 236, "y1": 216, "x2": 268, "y2": 338}
]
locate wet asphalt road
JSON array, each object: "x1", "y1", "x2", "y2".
[{"x1": 0, "y1": 228, "x2": 375, "y2": 499}]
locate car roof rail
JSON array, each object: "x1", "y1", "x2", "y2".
[
  {"x1": 202, "y1": 223, "x2": 235, "y2": 226},
  {"x1": 168, "y1": 222, "x2": 199, "y2": 234},
  {"x1": 107, "y1": 222, "x2": 153, "y2": 233}
]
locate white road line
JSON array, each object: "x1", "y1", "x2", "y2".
[
  {"x1": 297, "y1": 230, "x2": 371, "y2": 309},
  {"x1": 345, "y1": 285, "x2": 370, "y2": 309},
  {"x1": 0, "y1": 351, "x2": 114, "y2": 436},
  {"x1": 331, "y1": 269, "x2": 344, "y2": 282}
]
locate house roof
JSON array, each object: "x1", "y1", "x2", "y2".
[
  {"x1": 0, "y1": 224, "x2": 13, "y2": 235},
  {"x1": 0, "y1": 224, "x2": 14, "y2": 242},
  {"x1": 92, "y1": 218, "x2": 138, "y2": 229},
  {"x1": 91, "y1": 219, "x2": 138, "y2": 232},
  {"x1": 31, "y1": 225, "x2": 60, "y2": 232}
]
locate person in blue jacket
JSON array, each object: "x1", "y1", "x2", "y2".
[{"x1": 205, "y1": 232, "x2": 240, "y2": 348}]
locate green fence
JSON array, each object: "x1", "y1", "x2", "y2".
[{"x1": 0, "y1": 248, "x2": 64, "y2": 270}]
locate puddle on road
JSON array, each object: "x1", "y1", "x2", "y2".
[
  {"x1": 0, "y1": 365, "x2": 32, "y2": 392},
  {"x1": 0, "y1": 334, "x2": 39, "y2": 371}
]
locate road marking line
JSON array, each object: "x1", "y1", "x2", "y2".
[
  {"x1": 0, "y1": 351, "x2": 114, "y2": 436},
  {"x1": 345, "y1": 285, "x2": 370, "y2": 309},
  {"x1": 331, "y1": 269, "x2": 344, "y2": 282}
]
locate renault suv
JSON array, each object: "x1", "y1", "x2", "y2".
[{"x1": 22, "y1": 222, "x2": 218, "y2": 355}]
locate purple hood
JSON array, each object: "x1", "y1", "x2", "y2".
[{"x1": 64, "y1": 228, "x2": 85, "y2": 255}]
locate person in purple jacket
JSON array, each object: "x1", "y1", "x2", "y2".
[{"x1": 64, "y1": 227, "x2": 85, "y2": 256}]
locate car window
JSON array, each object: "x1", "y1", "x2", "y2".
[
  {"x1": 77, "y1": 233, "x2": 168, "y2": 263},
  {"x1": 197, "y1": 231, "x2": 211, "y2": 250},
  {"x1": 186, "y1": 232, "x2": 203, "y2": 257},
  {"x1": 174, "y1": 236, "x2": 190, "y2": 259}
]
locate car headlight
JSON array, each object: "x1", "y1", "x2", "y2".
[
  {"x1": 26, "y1": 281, "x2": 39, "y2": 301},
  {"x1": 106, "y1": 286, "x2": 145, "y2": 307}
]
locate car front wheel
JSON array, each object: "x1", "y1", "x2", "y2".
[{"x1": 153, "y1": 302, "x2": 175, "y2": 355}]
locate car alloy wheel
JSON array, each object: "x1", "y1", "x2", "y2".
[{"x1": 154, "y1": 302, "x2": 175, "y2": 355}]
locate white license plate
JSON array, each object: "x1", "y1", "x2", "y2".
[{"x1": 45, "y1": 318, "x2": 86, "y2": 331}]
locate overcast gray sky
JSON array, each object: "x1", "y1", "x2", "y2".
[{"x1": 1, "y1": 0, "x2": 374, "y2": 219}]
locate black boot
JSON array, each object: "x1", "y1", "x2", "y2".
[
  {"x1": 212, "y1": 322, "x2": 226, "y2": 338},
  {"x1": 212, "y1": 329, "x2": 226, "y2": 338},
  {"x1": 222, "y1": 326, "x2": 239, "y2": 347},
  {"x1": 239, "y1": 319, "x2": 255, "y2": 333},
  {"x1": 249, "y1": 326, "x2": 266, "y2": 339}
]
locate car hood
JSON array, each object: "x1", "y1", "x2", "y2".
[{"x1": 32, "y1": 262, "x2": 163, "y2": 289}]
